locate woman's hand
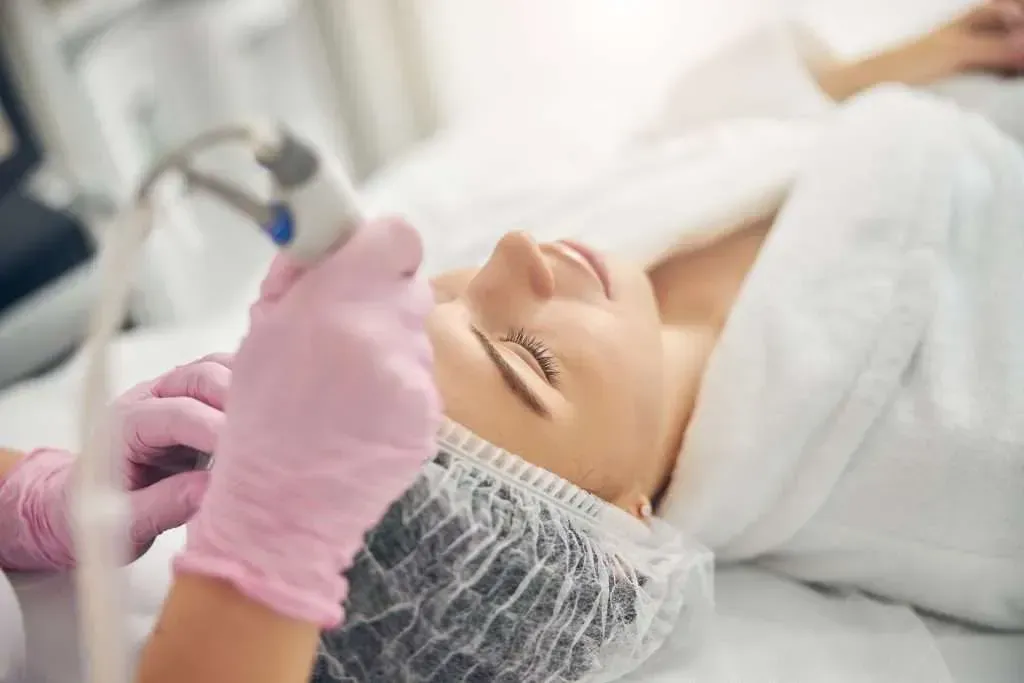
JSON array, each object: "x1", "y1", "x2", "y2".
[
  {"x1": 0, "y1": 355, "x2": 230, "y2": 571},
  {"x1": 173, "y1": 217, "x2": 439, "y2": 628},
  {"x1": 896, "y1": 1, "x2": 1024, "y2": 81},
  {"x1": 816, "y1": 1, "x2": 1024, "y2": 101}
]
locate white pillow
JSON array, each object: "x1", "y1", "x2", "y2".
[{"x1": 365, "y1": 108, "x2": 821, "y2": 277}]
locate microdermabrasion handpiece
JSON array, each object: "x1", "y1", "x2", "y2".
[
  {"x1": 75, "y1": 123, "x2": 370, "y2": 683},
  {"x1": 255, "y1": 131, "x2": 365, "y2": 265}
]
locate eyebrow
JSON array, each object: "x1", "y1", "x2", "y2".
[{"x1": 471, "y1": 327, "x2": 551, "y2": 418}]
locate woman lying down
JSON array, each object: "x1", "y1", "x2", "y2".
[
  {"x1": 2, "y1": 6, "x2": 1022, "y2": 683},
  {"x1": 311, "y1": 10, "x2": 1024, "y2": 682},
  {"x1": 324, "y1": 8, "x2": 1024, "y2": 679}
]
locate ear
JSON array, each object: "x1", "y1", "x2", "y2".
[{"x1": 614, "y1": 488, "x2": 654, "y2": 520}]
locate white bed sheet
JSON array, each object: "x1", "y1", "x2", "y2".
[{"x1": 2, "y1": 112, "x2": 1023, "y2": 683}]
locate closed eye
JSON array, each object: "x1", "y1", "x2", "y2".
[
  {"x1": 471, "y1": 326, "x2": 551, "y2": 417},
  {"x1": 502, "y1": 328, "x2": 560, "y2": 386}
]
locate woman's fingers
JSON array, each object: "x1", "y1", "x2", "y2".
[
  {"x1": 993, "y1": 0, "x2": 1024, "y2": 26},
  {"x1": 966, "y1": 29, "x2": 1024, "y2": 70},
  {"x1": 947, "y1": 1, "x2": 1024, "y2": 71},
  {"x1": 963, "y1": 0, "x2": 1024, "y2": 32}
]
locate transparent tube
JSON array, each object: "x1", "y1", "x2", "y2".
[
  {"x1": 73, "y1": 122, "x2": 358, "y2": 683},
  {"x1": 74, "y1": 200, "x2": 154, "y2": 683}
]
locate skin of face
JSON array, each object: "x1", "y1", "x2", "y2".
[{"x1": 428, "y1": 231, "x2": 668, "y2": 515}]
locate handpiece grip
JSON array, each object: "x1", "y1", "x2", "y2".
[{"x1": 259, "y1": 135, "x2": 363, "y2": 264}]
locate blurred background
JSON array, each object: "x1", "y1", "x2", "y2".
[{"x1": 0, "y1": 0, "x2": 987, "y2": 388}]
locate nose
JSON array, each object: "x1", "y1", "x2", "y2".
[{"x1": 475, "y1": 231, "x2": 555, "y2": 301}]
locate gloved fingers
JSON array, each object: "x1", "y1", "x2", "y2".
[
  {"x1": 118, "y1": 353, "x2": 234, "y2": 404},
  {"x1": 403, "y1": 272, "x2": 437, "y2": 324},
  {"x1": 305, "y1": 216, "x2": 425, "y2": 297},
  {"x1": 132, "y1": 446, "x2": 212, "y2": 489},
  {"x1": 258, "y1": 252, "x2": 306, "y2": 305},
  {"x1": 368, "y1": 216, "x2": 425, "y2": 279},
  {"x1": 151, "y1": 356, "x2": 233, "y2": 411},
  {"x1": 343, "y1": 215, "x2": 424, "y2": 279},
  {"x1": 193, "y1": 351, "x2": 235, "y2": 370},
  {"x1": 120, "y1": 396, "x2": 225, "y2": 472},
  {"x1": 253, "y1": 217, "x2": 426, "y2": 316},
  {"x1": 129, "y1": 470, "x2": 209, "y2": 551},
  {"x1": 117, "y1": 378, "x2": 159, "y2": 404}
]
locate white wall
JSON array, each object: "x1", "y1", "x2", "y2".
[
  {"x1": 410, "y1": 0, "x2": 990, "y2": 131},
  {"x1": 3, "y1": 0, "x2": 978, "y2": 335},
  {"x1": 797, "y1": 0, "x2": 978, "y2": 57},
  {"x1": 414, "y1": 0, "x2": 787, "y2": 129},
  {"x1": 72, "y1": 0, "x2": 343, "y2": 325}
]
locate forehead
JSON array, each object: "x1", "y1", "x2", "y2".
[{"x1": 431, "y1": 268, "x2": 478, "y2": 301}]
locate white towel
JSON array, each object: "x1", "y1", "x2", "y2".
[{"x1": 659, "y1": 86, "x2": 1024, "y2": 629}]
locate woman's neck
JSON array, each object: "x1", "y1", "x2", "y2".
[
  {"x1": 644, "y1": 216, "x2": 773, "y2": 495},
  {"x1": 647, "y1": 216, "x2": 772, "y2": 329}
]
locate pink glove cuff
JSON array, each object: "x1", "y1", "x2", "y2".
[
  {"x1": 172, "y1": 553, "x2": 345, "y2": 628},
  {"x1": 175, "y1": 432, "x2": 435, "y2": 628},
  {"x1": 0, "y1": 449, "x2": 75, "y2": 571}
]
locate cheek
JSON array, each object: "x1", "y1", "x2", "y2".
[
  {"x1": 557, "y1": 309, "x2": 665, "y2": 435},
  {"x1": 555, "y1": 330, "x2": 664, "y2": 498}
]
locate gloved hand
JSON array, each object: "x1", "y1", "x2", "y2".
[
  {"x1": 174, "y1": 217, "x2": 440, "y2": 628},
  {"x1": 0, "y1": 354, "x2": 231, "y2": 571}
]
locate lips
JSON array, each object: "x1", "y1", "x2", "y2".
[{"x1": 557, "y1": 240, "x2": 610, "y2": 298}]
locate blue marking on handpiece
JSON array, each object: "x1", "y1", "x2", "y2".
[{"x1": 265, "y1": 203, "x2": 295, "y2": 246}]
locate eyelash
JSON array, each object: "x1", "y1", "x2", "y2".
[{"x1": 503, "y1": 328, "x2": 561, "y2": 385}]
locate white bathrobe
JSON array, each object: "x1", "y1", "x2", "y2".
[{"x1": 659, "y1": 85, "x2": 1024, "y2": 630}]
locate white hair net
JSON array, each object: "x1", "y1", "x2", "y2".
[{"x1": 314, "y1": 419, "x2": 713, "y2": 683}]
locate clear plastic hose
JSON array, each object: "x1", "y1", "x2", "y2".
[
  {"x1": 73, "y1": 121, "x2": 287, "y2": 683},
  {"x1": 74, "y1": 200, "x2": 153, "y2": 683}
]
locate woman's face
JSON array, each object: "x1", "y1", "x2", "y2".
[{"x1": 429, "y1": 231, "x2": 667, "y2": 513}]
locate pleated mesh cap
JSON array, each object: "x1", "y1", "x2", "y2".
[{"x1": 314, "y1": 418, "x2": 713, "y2": 682}]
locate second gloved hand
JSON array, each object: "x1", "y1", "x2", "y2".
[
  {"x1": 175, "y1": 217, "x2": 440, "y2": 628},
  {"x1": 0, "y1": 354, "x2": 230, "y2": 571}
]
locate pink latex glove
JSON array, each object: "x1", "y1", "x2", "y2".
[
  {"x1": 175, "y1": 217, "x2": 440, "y2": 628},
  {"x1": 0, "y1": 354, "x2": 231, "y2": 571}
]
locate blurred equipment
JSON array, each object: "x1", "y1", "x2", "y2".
[
  {"x1": 0, "y1": 34, "x2": 41, "y2": 198},
  {"x1": 0, "y1": 0, "x2": 362, "y2": 336},
  {"x1": 0, "y1": 31, "x2": 96, "y2": 389}
]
